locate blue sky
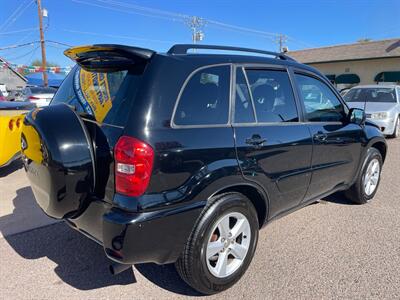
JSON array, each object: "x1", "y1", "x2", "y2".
[{"x1": 0, "y1": 0, "x2": 399, "y2": 67}]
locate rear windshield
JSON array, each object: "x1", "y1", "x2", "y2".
[
  {"x1": 51, "y1": 66, "x2": 142, "y2": 125},
  {"x1": 30, "y1": 87, "x2": 57, "y2": 94},
  {"x1": 344, "y1": 88, "x2": 396, "y2": 103}
]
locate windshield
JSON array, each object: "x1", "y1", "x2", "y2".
[
  {"x1": 51, "y1": 66, "x2": 142, "y2": 125},
  {"x1": 344, "y1": 88, "x2": 396, "y2": 103}
]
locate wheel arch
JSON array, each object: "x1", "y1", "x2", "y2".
[
  {"x1": 209, "y1": 183, "x2": 269, "y2": 228},
  {"x1": 370, "y1": 140, "x2": 387, "y2": 162}
]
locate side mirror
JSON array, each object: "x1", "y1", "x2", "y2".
[{"x1": 349, "y1": 108, "x2": 366, "y2": 125}]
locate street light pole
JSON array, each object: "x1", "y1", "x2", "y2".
[{"x1": 36, "y1": 0, "x2": 48, "y2": 87}]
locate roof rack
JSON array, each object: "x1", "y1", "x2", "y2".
[{"x1": 167, "y1": 44, "x2": 296, "y2": 61}]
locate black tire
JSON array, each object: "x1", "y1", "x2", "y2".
[
  {"x1": 175, "y1": 192, "x2": 259, "y2": 295},
  {"x1": 345, "y1": 147, "x2": 383, "y2": 204},
  {"x1": 388, "y1": 116, "x2": 399, "y2": 138}
]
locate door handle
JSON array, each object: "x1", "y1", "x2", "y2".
[
  {"x1": 313, "y1": 132, "x2": 328, "y2": 142},
  {"x1": 246, "y1": 134, "x2": 266, "y2": 147}
]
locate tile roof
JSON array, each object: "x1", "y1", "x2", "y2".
[{"x1": 288, "y1": 38, "x2": 400, "y2": 64}]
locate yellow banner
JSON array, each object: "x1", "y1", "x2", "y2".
[{"x1": 79, "y1": 69, "x2": 113, "y2": 123}]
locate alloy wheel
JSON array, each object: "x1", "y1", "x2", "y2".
[
  {"x1": 363, "y1": 158, "x2": 380, "y2": 196},
  {"x1": 206, "y1": 212, "x2": 251, "y2": 278}
]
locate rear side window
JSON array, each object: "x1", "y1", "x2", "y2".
[
  {"x1": 52, "y1": 66, "x2": 142, "y2": 126},
  {"x1": 245, "y1": 69, "x2": 298, "y2": 123},
  {"x1": 174, "y1": 65, "x2": 230, "y2": 126}
]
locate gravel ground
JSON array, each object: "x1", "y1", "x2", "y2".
[{"x1": 0, "y1": 138, "x2": 399, "y2": 299}]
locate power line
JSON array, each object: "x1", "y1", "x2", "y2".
[
  {"x1": 0, "y1": 0, "x2": 35, "y2": 33},
  {"x1": 71, "y1": 0, "x2": 282, "y2": 42},
  {"x1": 0, "y1": 41, "x2": 40, "y2": 51},
  {"x1": 71, "y1": 0, "x2": 182, "y2": 23},
  {"x1": 0, "y1": 27, "x2": 39, "y2": 35},
  {"x1": 96, "y1": 0, "x2": 188, "y2": 19},
  {"x1": 0, "y1": 0, "x2": 29, "y2": 32},
  {"x1": 63, "y1": 29, "x2": 177, "y2": 44},
  {"x1": 3, "y1": 45, "x2": 40, "y2": 61},
  {"x1": 0, "y1": 40, "x2": 70, "y2": 51},
  {"x1": 25, "y1": 45, "x2": 40, "y2": 65},
  {"x1": 46, "y1": 40, "x2": 72, "y2": 47}
]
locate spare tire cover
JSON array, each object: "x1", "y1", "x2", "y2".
[{"x1": 21, "y1": 104, "x2": 95, "y2": 219}]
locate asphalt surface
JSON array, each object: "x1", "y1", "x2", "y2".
[{"x1": 0, "y1": 138, "x2": 399, "y2": 299}]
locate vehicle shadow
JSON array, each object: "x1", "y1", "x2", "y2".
[
  {"x1": 0, "y1": 187, "x2": 200, "y2": 295},
  {"x1": 0, "y1": 159, "x2": 23, "y2": 178},
  {"x1": 135, "y1": 264, "x2": 202, "y2": 296},
  {"x1": 319, "y1": 192, "x2": 355, "y2": 205}
]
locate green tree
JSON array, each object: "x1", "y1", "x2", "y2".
[
  {"x1": 31, "y1": 59, "x2": 60, "y2": 67},
  {"x1": 357, "y1": 38, "x2": 372, "y2": 43}
]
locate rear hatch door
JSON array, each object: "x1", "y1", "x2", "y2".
[{"x1": 22, "y1": 44, "x2": 155, "y2": 219}]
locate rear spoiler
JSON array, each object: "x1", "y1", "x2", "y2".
[{"x1": 64, "y1": 44, "x2": 156, "y2": 72}]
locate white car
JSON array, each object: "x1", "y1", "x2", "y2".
[
  {"x1": 344, "y1": 85, "x2": 400, "y2": 138},
  {"x1": 0, "y1": 84, "x2": 8, "y2": 98},
  {"x1": 23, "y1": 86, "x2": 57, "y2": 107}
]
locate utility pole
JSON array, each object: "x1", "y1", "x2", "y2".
[
  {"x1": 185, "y1": 16, "x2": 205, "y2": 48},
  {"x1": 276, "y1": 34, "x2": 287, "y2": 52},
  {"x1": 36, "y1": 0, "x2": 48, "y2": 87}
]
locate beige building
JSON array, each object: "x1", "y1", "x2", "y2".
[{"x1": 289, "y1": 38, "x2": 400, "y2": 90}]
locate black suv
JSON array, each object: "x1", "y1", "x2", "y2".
[{"x1": 21, "y1": 44, "x2": 387, "y2": 294}]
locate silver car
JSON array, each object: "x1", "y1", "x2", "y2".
[
  {"x1": 344, "y1": 85, "x2": 400, "y2": 138},
  {"x1": 22, "y1": 86, "x2": 57, "y2": 107}
]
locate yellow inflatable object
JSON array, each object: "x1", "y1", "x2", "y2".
[{"x1": 0, "y1": 110, "x2": 27, "y2": 167}]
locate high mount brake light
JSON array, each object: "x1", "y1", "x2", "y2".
[{"x1": 114, "y1": 136, "x2": 154, "y2": 197}]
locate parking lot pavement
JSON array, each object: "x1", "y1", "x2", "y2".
[
  {"x1": 0, "y1": 139, "x2": 399, "y2": 299},
  {"x1": 0, "y1": 161, "x2": 58, "y2": 238}
]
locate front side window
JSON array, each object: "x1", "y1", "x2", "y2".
[
  {"x1": 295, "y1": 73, "x2": 346, "y2": 122},
  {"x1": 174, "y1": 65, "x2": 230, "y2": 126},
  {"x1": 245, "y1": 69, "x2": 298, "y2": 123}
]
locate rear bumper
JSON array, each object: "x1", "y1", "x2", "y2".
[{"x1": 67, "y1": 199, "x2": 205, "y2": 265}]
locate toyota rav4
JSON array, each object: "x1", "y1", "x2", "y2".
[{"x1": 21, "y1": 44, "x2": 387, "y2": 294}]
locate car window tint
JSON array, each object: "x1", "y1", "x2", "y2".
[
  {"x1": 52, "y1": 66, "x2": 142, "y2": 126},
  {"x1": 174, "y1": 65, "x2": 230, "y2": 126},
  {"x1": 245, "y1": 69, "x2": 298, "y2": 123},
  {"x1": 295, "y1": 74, "x2": 345, "y2": 122},
  {"x1": 234, "y1": 68, "x2": 255, "y2": 123}
]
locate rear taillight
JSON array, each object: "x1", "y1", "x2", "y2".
[
  {"x1": 0, "y1": 96, "x2": 6, "y2": 101},
  {"x1": 16, "y1": 118, "x2": 21, "y2": 128},
  {"x1": 8, "y1": 119, "x2": 15, "y2": 130},
  {"x1": 28, "y1": 96, "x2": 39, "y2": 101},
  {"x1": 114, "y1": 136, "x2": 154, "y2": 197}
]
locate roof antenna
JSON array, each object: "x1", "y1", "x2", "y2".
[{"x1": 363, "y1": 87, "x2": 368, "y2": 114}]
